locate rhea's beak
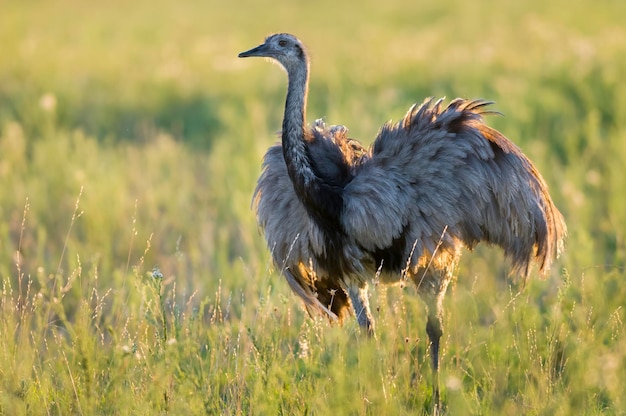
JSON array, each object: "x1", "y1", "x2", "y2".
[{"x1": 238, "y1": 43, "x2": 268, "y2": 58}]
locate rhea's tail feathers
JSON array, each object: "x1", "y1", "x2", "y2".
[
  {"x1": 283, "y1": 268, "x2": 339, "y2": 320},
  {"x1": 283, "y1": 267, "x2": 353, "y2": 323}
]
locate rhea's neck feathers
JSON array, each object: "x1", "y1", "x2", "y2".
[{"x1": 281, "y1": 59, "x2": 316, "y2": 194}]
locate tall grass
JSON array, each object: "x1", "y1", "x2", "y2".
[{"x1": 1, "y1": 0, "x2": 625, "y2": 413}]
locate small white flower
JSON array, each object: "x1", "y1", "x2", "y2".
[{"x1": 151, "y1": 266, "x2": 163, "y2": 280}]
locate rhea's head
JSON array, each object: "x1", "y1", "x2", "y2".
[{"x1": 238, "y1": 33, "x2": 308, "y2": 74}]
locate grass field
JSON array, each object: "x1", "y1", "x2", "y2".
[{"x1": 1, "y1": 0, "x2": 625, "y2": 414}]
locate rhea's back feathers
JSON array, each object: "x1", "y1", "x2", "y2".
[{"x1": 342, "y1": 98, "x2": 564, "y2": 276}]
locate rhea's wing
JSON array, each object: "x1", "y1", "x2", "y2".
[
  {"x1": 253, "y1": 144, "x2": 352, "y2": 320},
  {"x1": 342, "y1": 98, "x2": 566, "y2": 276}
]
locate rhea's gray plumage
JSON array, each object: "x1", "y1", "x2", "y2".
[{"x1": 239, "y1": 33, "x2": 566, "y2": 408}]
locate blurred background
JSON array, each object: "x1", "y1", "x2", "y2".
[{"x1": 1, "y1": 0, "x2": 625, "y2": 413}]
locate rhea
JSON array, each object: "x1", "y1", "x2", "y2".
[{"x1": 239, "y1": 33, "x2": 566, "y2": 406}]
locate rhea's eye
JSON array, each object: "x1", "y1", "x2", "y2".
[{"x1": 278, "y1": 40, "x2": 287, "y2": 47}]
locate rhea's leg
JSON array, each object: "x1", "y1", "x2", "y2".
[
  {"x1": 347, "y1": 283, "x2": 375, "y2": 336},
  {"x1": 426, "y1": 313, "x2": 443, "y2": 411},
  {"x1": 414, "y1": 265, "x2": 455, "y2": 415}
]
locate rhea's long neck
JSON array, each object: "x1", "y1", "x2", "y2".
[
  {"x1": 282, "y1": 61, "x2": 316, "y2": 194},
  {"x1": 281, "y1": 59, "x2": 345, "y2": 234}
]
